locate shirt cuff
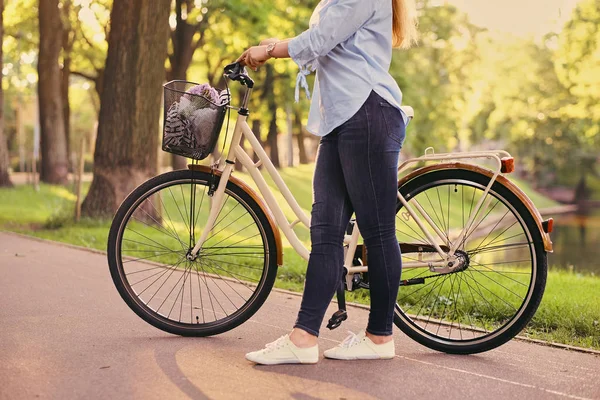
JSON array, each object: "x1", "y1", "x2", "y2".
[{"x1": 288, "y1": 29, "x2": 314, "y2": 68}]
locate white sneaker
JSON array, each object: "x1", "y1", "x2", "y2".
[
  {"x1": 245, "y1": 334, "x2": 319, "y2": 365},
  {"x1": 323, "y1": 331, "x2": 395, "y2": 360}
]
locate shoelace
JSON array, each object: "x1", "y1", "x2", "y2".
[
  {"x1": 340, "y1": 331, "x2": 363, "y2": 349},
  {"x1": 264, "y1": 335, "x2": 288, "y2": 352}
]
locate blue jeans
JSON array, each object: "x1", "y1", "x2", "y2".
[{"x1": 294, "y1": 91, "x2": 406, "y2": 337}]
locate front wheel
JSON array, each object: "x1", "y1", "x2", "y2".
[
  {"x1": 393, "y1": 169, "x2": 547, "y2": 354},
  {"x1": 107, "y1": 169, "x2": 278, "y2": 336}
]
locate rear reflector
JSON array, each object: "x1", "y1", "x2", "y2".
[
  {"x1": 501, "y1": 157, "x2": 515, "y2": 174},
  {"x1": 542, "y1": 218, "x2": 554, "y2": 233}
]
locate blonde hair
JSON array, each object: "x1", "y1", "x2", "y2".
[{"x1": 392, "y1": 0, "x2": 419, "y2": 49}]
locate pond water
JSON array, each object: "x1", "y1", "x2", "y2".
[{"x1": 548, "y1": 209, "x2": 600, "y2": 275}]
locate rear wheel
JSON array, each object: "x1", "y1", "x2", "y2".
[
  {"x1": 393, "y1": 169, "x2": 547, "y2": 354},
  {"x1": 107, "y1": 169, "x2": 278, "y2": 336}
]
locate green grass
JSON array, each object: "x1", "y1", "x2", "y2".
[
  {"x1": 0, "y1": 184, "x2": 81, "y2": 227},
  {"x1": 526, "y1": 271, "x2": 600, "y2": 348},
  {"x1": 1, "y1": 166, "x2": 598, "y2": 350}
]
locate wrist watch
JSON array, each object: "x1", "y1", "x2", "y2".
[{"x1": 266, "y1": 42, "x2": 277, "y2": 58}]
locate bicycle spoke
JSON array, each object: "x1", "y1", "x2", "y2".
[
  {"x1": 208, "y1": 202, "x2": 242, "y2": 240},
  {"x1": 201, "y1": 258, "x2": 250, "y2": 302},
  {"x1": 435, "y1": 272, "x2": 457, "y2": 336},
  {"x1": 193, "y1": 262, "x2": 205, "y2": 323},
  {"x1": 164, "y1": 187, "x2": 189, "y2": 240},
  {"x1": 123, "y1": 249, "x2": 183, "y2": 264},
  {"x1": 133, "y1": 202, "x2": 186, "y2": 248},
  {"x1": 197, "y1": 263, "x2": 229, "y2": 319},
  {"x1": 424, "y1": 190, "x2": 446, "y2": 238},
  {"x1": 194, "y1": 184, "x2": 207, "y2": 229},
  {"x1": 424, "y1": 274, "x2": 450, "y2": 331},
  {"x1": 200, "y1": 256, "x2": 265, "y2": 272},
  {"x1": 156, "y1": 191, "x2": 186, "y2": 248},
  {"x1": 469, "y1": 209, "x2": 511, "y2": 254},
  {"x1": 456, "y1": 272, "x2": 485, "y2": 334},
  {"x1": 197, "y1": 260, "x2": 240, "y2": 309},
  {"x1": 136, "y1": 254, "x2": 187, "y2": 298},
  {"x1": 122, "y1": 235, "x2": 176, "y2": 253},
  {"x1": 468, "y1": 267, "x2": 526, "y2": 300},
  {"x1": 203, "y1": 233, "x2": 262, "y2": 257},
  {"x1": 468, "y1": 242, "x2": 531, "y2": 256},
  {"x1": 460, "y1": 199, "x2": 500, "y2": 250}
]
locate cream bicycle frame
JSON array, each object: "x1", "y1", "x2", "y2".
[{"x1": 189, "y1": 99, "x2": 513, "y2": 282}]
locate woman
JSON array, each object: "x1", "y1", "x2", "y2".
[{"x1": 238, "y1": 0, "x2": 418, "y2": 365}]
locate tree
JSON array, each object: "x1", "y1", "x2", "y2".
[
  {"x1": 166, "y1": 0, "x2": 278, "y2": 169},
  {"x1": 295, "y1": 108, "x2": 309, "y2": 164},
  {"x1": 391, "y1": 0, "x2": 483, "y2": 155},
  {"x1": 81, "y1": 0, "x2": 171, "y2": 217},
  {"x1": 263, "y1": 64, "x2": 280, "y2": 168},
  {"x1": 556, "y1": 0, "x2": 600, "y2": 122},
  {"x1": 0, "y1": 0, "x2": 12, "y2": 187},
  {"x1": 167, "y1": 0, "x2": 212, "y2": 169},
  {"x1": 69, "y1": 0, "x2": 111, "y2": 102},
  {"x1": 38, "y1": 0, "x2": 69, "y2": 184}
]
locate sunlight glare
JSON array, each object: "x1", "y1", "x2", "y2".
[{"x1": 443, "y1": 0, "x2": 580, "y2": 38}]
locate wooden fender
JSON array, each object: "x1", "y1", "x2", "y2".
[
  {"x1": 397, "y1": 163, "x2": 553, "y2": 253},
  {"x1": 188, "y1": 165, "x2": 284, "y2": 266}
]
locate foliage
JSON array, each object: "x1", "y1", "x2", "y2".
[
  {"x1": 2, "y1": 0, "x2": 599, "y2": 185},
  {"x1": 392, "y1": 0, "x2": 484, "y2": 155}
]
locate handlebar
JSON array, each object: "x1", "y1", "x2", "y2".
[{"x1": 223, "y1": 62, "x2": 255, "y2": 89}]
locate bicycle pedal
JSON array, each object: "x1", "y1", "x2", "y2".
[{"x1": 326, "y1": 310, "x2": 348, "y2": 330}]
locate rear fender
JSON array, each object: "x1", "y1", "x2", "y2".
[{"x1": 397, "y1": 163, "x2": 553, "y2": 252}]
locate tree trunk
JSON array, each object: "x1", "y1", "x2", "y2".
[
  {"x1": 38, "y1": 0, "x2": 69, "y2": 184},
  {"x1": 294, "y1": 109, "x2": 309, "y2": 164},
  {"x1": 252, "y1": 119, "x2": 262, "y2": 164},
  {"x1": 62, "y1": 57, "x2": 71, "y2": 167},
  {"x1": 263, "y1": 65, "x2": 279, "y2": 168},
  {"x1": 61, "y1": 0, "x2": 73, "y2": 169},
  {"x1": 0, "y1": 0, "x2": 12, "y2": 187},
  {"x1": 234, "y1": 134, "x2": 245, "y2": 172},
  {"x1": 268, "y1": 109, "x2": 279, "y2": 168},
  {"x1": 171, "y1": 153, "x2": 188, "y2": 170},
  {"x1": 82, "y1": 0, "x2": 171, "y2": 218}
]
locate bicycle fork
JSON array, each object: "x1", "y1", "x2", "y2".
[{"x1": 187, "y1": 163, "x2": 235, "y2": 260}]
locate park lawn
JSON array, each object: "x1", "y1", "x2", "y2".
[{"x1": 1, "y1": 165, "x2": 598, "y2": 350}]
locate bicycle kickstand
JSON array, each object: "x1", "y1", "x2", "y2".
[{"x1": 327, "y1": 280, "x2": 348, "y2": 330}]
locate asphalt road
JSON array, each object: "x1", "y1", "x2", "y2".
[{"x1": 1, "y1": 232, "x2": 598, "y2": 400}]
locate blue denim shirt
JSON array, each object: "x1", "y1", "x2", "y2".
[{"x1": 288, "y1": 0, "x2": 407, "y2": 136}]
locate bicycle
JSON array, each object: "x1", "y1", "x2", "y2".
[{"x1": 107, "y1": 62, "x2": 554, "y2": 354}]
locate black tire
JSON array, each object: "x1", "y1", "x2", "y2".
[
  {"x1": 108, "y1": 169, "x2": 278, "y2": 336},
  {"x1": 393, "y1": 169, "x2": 547, "y2": 354}
]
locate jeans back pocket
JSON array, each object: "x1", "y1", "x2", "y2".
[{"x1": 379, "y1": 101, "x2": 407, "y2": 147}]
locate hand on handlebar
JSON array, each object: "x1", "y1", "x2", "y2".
[{"x1": 236, "y1": 45, "x2": 270, "y2": 71}]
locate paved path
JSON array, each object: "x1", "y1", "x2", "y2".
[{"x1": 1, "y1": 232, "x2": 598, "y2": 400}]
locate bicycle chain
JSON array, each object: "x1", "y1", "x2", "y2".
[{"x1": 400, "y1": 267, "x2": 463, "y2": 286}]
